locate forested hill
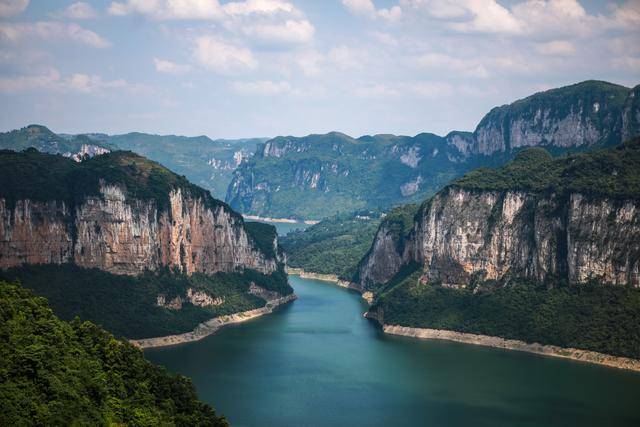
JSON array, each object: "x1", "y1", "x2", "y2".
[
  {"x1": 0, "y1": 281, "x2": 227, "y2": 426},
  {"x1": 226, "y1": 80, "x2": 640, "y2": 220},
  {"x1": 0, "y1": 125, "x2": 265, "y2": 199}
]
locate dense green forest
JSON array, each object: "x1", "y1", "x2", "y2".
[
  {"x1": 453, "y1": 137, "x2": 640, "y2": 199},
  {"x1": 280, "y1": 211, "x2": 382, "y2": 279},
  {"x1": 0, "y1": 281, "x2": 227, "y2": 426},
  {"x1": 0, "y1": 264, "x2": 291, "y2": 339},
  {"x1": 371, "y1": 270, "x2": 640, "y2": 359}
]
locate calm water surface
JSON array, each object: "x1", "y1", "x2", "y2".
[
  {"x1": 146, "y1": 275, "x2": 640, "y2": 427},
  {"x1": 255, "y1": 220, "x2": 309, "y2": 236}
]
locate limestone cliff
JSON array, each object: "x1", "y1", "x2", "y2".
[
  {"x1": 0, "y1": 150, "x2": 281, "y2": 276},
  {"x1": 357, "y1": 140, "x2": 640, "y2": 291},
  {"x1": 226, "y1": 80, "x2": 640, "y2": 220},
  {"x1": 470, "y1": 81, "x2": 636, "y2": 155}
]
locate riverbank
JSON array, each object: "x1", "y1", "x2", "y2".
[
  {"x1": 377, "y1": 323, "x2": 640, "y2": 372},
  {"x1": 243, "y1": 215, "x2": 319, "y2": 225},
  {"x1": 130, "y1": 294, "x2": 297, "y2": 349},
  {"x1": 286, "y1": 268, "x2": 373, "y2": 304}
]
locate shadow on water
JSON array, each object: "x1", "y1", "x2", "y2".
[{"x1": 146, "y1": 275, "x2": 640, "y2": 427}]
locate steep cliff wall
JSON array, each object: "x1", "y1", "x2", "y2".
[
  {"x1": 225, "y1": 81, "x2": 640, "y2": 220},
  {"x1": 471, "y1": 81, "x2": 635, "y2": 155},
  {"x1": 357, "y1": 141, "x2": 640, "y2": 291},
  {"x1": 0, "y1": 150, "x2": 281, "y2": 276}
]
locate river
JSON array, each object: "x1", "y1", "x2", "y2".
[{"x1": 145, "y1": 275, "x2": 640, "y2": 427}]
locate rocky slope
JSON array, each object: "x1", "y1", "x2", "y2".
[
  {"x1": 0, "y1": 149, "x2": 281, "y2": 276},
  {"x1": 226, "y1": 81, "x2": 640, "y2": 219},
  {"x1": 357, "y1": 139, "x2": 640, "y2": 360},
  {"x1": 357, "y1": 140, "x2": 640, "y2": 291}
]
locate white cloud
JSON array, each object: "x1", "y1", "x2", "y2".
[
  {"x1": 231, "y1": 79, "x2": 291, "y2": 95},
  {"x1": 608, "y1": 0, "x2": 640, "y2": 30},
  {"x1": 242, "y1": 19, "x2": 314, "y2": 44},
  {"x1": 0, "y1": 68, "x2": 143, "y2": 94},
  {"x1": 354, "y1": 84, "x2": 400, "y2": 98},
  {"x1": 295, "y1": 50, "x2": 324, "y2": 76},
  {"x1": 449, "y1": 0, "x2": 523, "y2": 34},
  {"x1": 153, "y1": 58, "x2": 192, "y2": 74},
  {"x1": 0, "y1": 68, "x2": 60, "y2": 93},
  {"x1": 0, "y1": 21, "x2": 110, "y2": 48},
  {"x1": 0, "y1": 0, "x2": 28, "y2": 18},
  {"x1": 407, "y1": 81, "x2": 453, "y2": 98},
  {"x1": 193, "y1": 36, "x2": 257, "y2": 73},
  {"x1": 328, "y1": 46, "x2": 361, "y2": 70},
  {"x1": 414, "y1": 53, "x2": 489, "y2": 78},
  {"x1": 342, "y1": 0, "x2": 402, "y2": 22},
  {"x1": 61, "y1": 2, "x2": 97, "y2": 19},
  {"x1": 109, "y1": 0, "x2": 299, "y2": 20},
  {"x1": 223, "y1": 0, "x2": 298, "y2": 16},
  {"x1": 370, "y1": 31, "x2": 398, "y2": 46},
  {"x1": 108, "y1": 0, "x2": 223, "y2": 20},
  {"x1": 67, "y1": 73, "x2": 128, "y2": 93},
  {"x1": 535, "y1": 40, "x2": 575, "y2": 56},
  {"x1": 612, "y1": 56, "x2": 640, "y2": 72},
  {"x1": 400, "y1": 0, "x2": 626, "y2": 38},
  {"x1": 342, "y1": 0, "x2": 376, "y2": 16}
]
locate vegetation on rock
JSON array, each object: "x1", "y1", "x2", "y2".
[
  {"x1": 281, "y1": 211, "x2": 383, "y2": 279},
  {"x1": 0, "y1": 264, "x2": 291, "y2": 340},
  {"x1": 370, "y1": 272, "x2": 640, "y2": 359}
]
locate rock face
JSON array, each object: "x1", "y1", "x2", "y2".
[
  {"x1": 357, "y1": 141, "x2": 640, "y2": 291},
  {"x1": 470, "y1": 81, "x2": 634, "y2": 156},
  {"x1": 358, "y1": 187, "x2": 640, "y2": 290},
  {"x1": 1, "y1": 184, "x2": 279, "y2": 275},
  {"x1": 156, "y1": 288, "x2": 225, "y2": 310},
  {"x1": 226, "y1": 81, "x2": 640, "y2": 219}
]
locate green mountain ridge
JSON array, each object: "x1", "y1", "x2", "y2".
[
  {"x1": 0, "y1": 125, "x2": 267, "y2": 200},
  {"x1": 226, "y1": 80, "x2": 640, "y2": 220}
]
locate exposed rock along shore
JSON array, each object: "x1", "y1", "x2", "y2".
[
  {"x1": 130, "y1": 294, "x2": 297, "y2": 349},
  {"x1": 243, "y1": 215, "x2": 319, "y2": 225},
  {"x1": 285, "y1": 268, "x2": 373, "y2": 304},
  {"x1": 370, "y1": 320, "x2": 640, "y2": 372}
]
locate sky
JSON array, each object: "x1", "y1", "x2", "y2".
[{"x1": 0, "y1": 0, "x2": 639, "y2": 139}]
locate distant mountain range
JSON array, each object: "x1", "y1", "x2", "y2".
[
  {"x1": 0, "y1": 125, "x2": 266, "y2": 199},
  {"x1": 2, "y1": 80, "x2": 639, "y2": 222},
  {"x1": 226, "y1": 80, "x2": 640, "y2": 220}
]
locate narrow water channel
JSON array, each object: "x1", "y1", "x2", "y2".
[{"x1": 146, "y1": 275, "x2": 640, "y2": 427}]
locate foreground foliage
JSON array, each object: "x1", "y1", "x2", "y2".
[
  {"x1": 372, "y1": 269, "x2": 640, "y2": 359},
  {"x1": 0, "y1": 281, "x2": 227, "y2": 426},
  {"x1": 0, "y1": 264, "x2": 291, "y2": 340}
]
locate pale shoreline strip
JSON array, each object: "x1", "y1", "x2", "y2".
[
  {"x1": 243, "y1": 215, "x2": 319, "y2": 225},
  {"x1": 381, "y1": 324, "x2": 640, "y2": 372},
  {"x1": 130, "y1": 294, "x2": 297, "y2": 349},
  {"x1": 285, "y1": 268, "x2": 374, "y2": 304}
]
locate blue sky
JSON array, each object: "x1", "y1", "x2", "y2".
[{"x1": 0, "y1": 0, "x2": 639, "y2": 138}]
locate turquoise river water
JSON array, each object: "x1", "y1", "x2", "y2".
[{"x1": 146, "y1": 275, "x2": 640, "y2": 427}]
